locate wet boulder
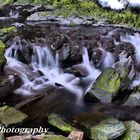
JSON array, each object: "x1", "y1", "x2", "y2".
[
  {"x1": 0, "y1": 40, "x2": 6, "y2": 73},
  {"x1": 0, "y1": 105, "x2": 28, "y2": 127},
  {"x1": 0, "y1": 75, "x2": 23, "y2": 99},
  {"x1": 85, "y1": 68, "x2": 121, "y2": 103},
  {"x1": 122, "y1": 121, "x2": 140, "y2": 140},
  {"x1": 59, "y1": 44, "x2": 81, "y2": 67},
  {"x1": 48, "y1": 113, "x2": 77, "y2": 134},
  {"x1": 81, "y1": 118, "x2": 125, "y2": 140}
]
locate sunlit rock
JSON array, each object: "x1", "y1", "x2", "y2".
[
  {"x1": 85, "y1": 68, "x2": 121, "y2": 103},
  {"x1": 48, "y1": 114, "x2": 77, "y2": 133},
  {"x1": 122, "y1": 121, "x2": 140, "y2": 140},
  {"x1": 0, "y1": 105, "x2": 28, "y2": 127}
]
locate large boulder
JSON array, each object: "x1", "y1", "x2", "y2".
[
  {"x1": 0, "y1": 75, "x2": 23, "y2": 99},
  {"x1": 85, "y1": 68, "x2": 121, "y2": 103},
  {"x1": 81, "y1": 118, "x2": 125, "y2": 140},
  {"x1": 122, "y1": 121, "x2": 140, "y2": 140}
]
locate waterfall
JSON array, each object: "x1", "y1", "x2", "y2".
[{"x1": 5, "y1": 40, "x2": 101, "y2": 98}]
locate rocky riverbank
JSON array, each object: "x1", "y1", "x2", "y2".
[{"x1": 0, "y1": 0, "x2": 140, "y2": 140}]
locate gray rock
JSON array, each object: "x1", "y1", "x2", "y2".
[
  {"x1": 85, "y1": 68, "x2": 121, "y2": 103},
  {"x1": 26, "y1": 12, "x2": 93, "y2": 26},
  {"x1": 124, "y1": 92, "x2": 140, "y2": 106},
  {"x1": 0, "y1": 106, "x2": 28, "y2": 127},
  {"x1": 81, "y1": 118, "x2": 125, "y2": 140}
]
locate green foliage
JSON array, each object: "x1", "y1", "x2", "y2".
[
  {"x1": 0, "y1": 0, "x2": 14, "y2": 5},
  {"x1": 47, "y1": 0, "x2": 140, "y2": 29}
]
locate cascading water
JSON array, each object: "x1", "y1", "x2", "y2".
[
  {"x1": 4, "y1": 38, "x2": 101, "y2": 99},
  {"x1": 120, "y1": 33, "x2": 140, "y2": 87}
]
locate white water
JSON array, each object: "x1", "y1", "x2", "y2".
[
  {"x1": 98, "y1": 0, "x2": 140, "y2": 10},
  {"x1": 121, "y1": 33, "x2": 140, "y2": 65},
  {"x1": 120, "y1": 33, "x2": 140, "y2": 87},
  {"x1": 98, "y1": 47, "x2": 115, "y2": 69},
  {"x1": 98, "y1": 0, "x2": 128, "y2": 10},
  {"x1": 4, "y1": 38, "x2": 101, "y2": 99}
]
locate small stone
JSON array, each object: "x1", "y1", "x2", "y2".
[
  {"x1": 48, "y1": 114, "x2": 77, "y2": 133},
  {"x1": 0, "y1": 106, "x2": 28, "y2": 127},
  {"x1": 68, "y1": 131, "x2": 84, "y2": 140}
]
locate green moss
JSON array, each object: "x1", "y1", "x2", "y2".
[
  {"x1": 47, "y1": 0, "x2": 140, "y2": 29},
  {"x1": 95, "y1": 68, "x2": 120, "y2": 94},
  {"x1": 0, "y1": 26, "x2": 16, "y2": 34},
  {"x1": 0, "y1": 40, "x2": 6, "y2": 73},
  {"x1": 48, "y1": 114, "x2": 77, "y2": 133}
]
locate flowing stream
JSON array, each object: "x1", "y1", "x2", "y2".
[{"x1": 4, "y1": 38, "x2": 102, "y2": 99}]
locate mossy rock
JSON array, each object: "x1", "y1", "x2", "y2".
[
  {"x1": 48, "y1": 114, "x2": 77, "y2": 133},
  {"x1": 95, "y1": 68, "x2": 120, "y2": 93},
  {"x1": 43, "y1": 135, "x2": 70, "y2": 140},
  {"x1": 0, "y1": 26, "x2": 16, "y2": 34},
  {"x1": 122, "y1": 121, "x2": 140, "y2": 140},
  {"x1": 0, "y1": 106, "x2": 28, "y2": 127},
  {"x1": 85, "y1": 68, "x2": 121, "y2": 103},
  {"x1": 0, "y1": 40, "x2": 6, "y2": 73},
  {"x1": 81, "y1": 118, "x2": 125, "y2": 140}
]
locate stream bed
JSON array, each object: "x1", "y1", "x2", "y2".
[{"x1": 1, "y1": 3, "x2": 140, "y2": 140}]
